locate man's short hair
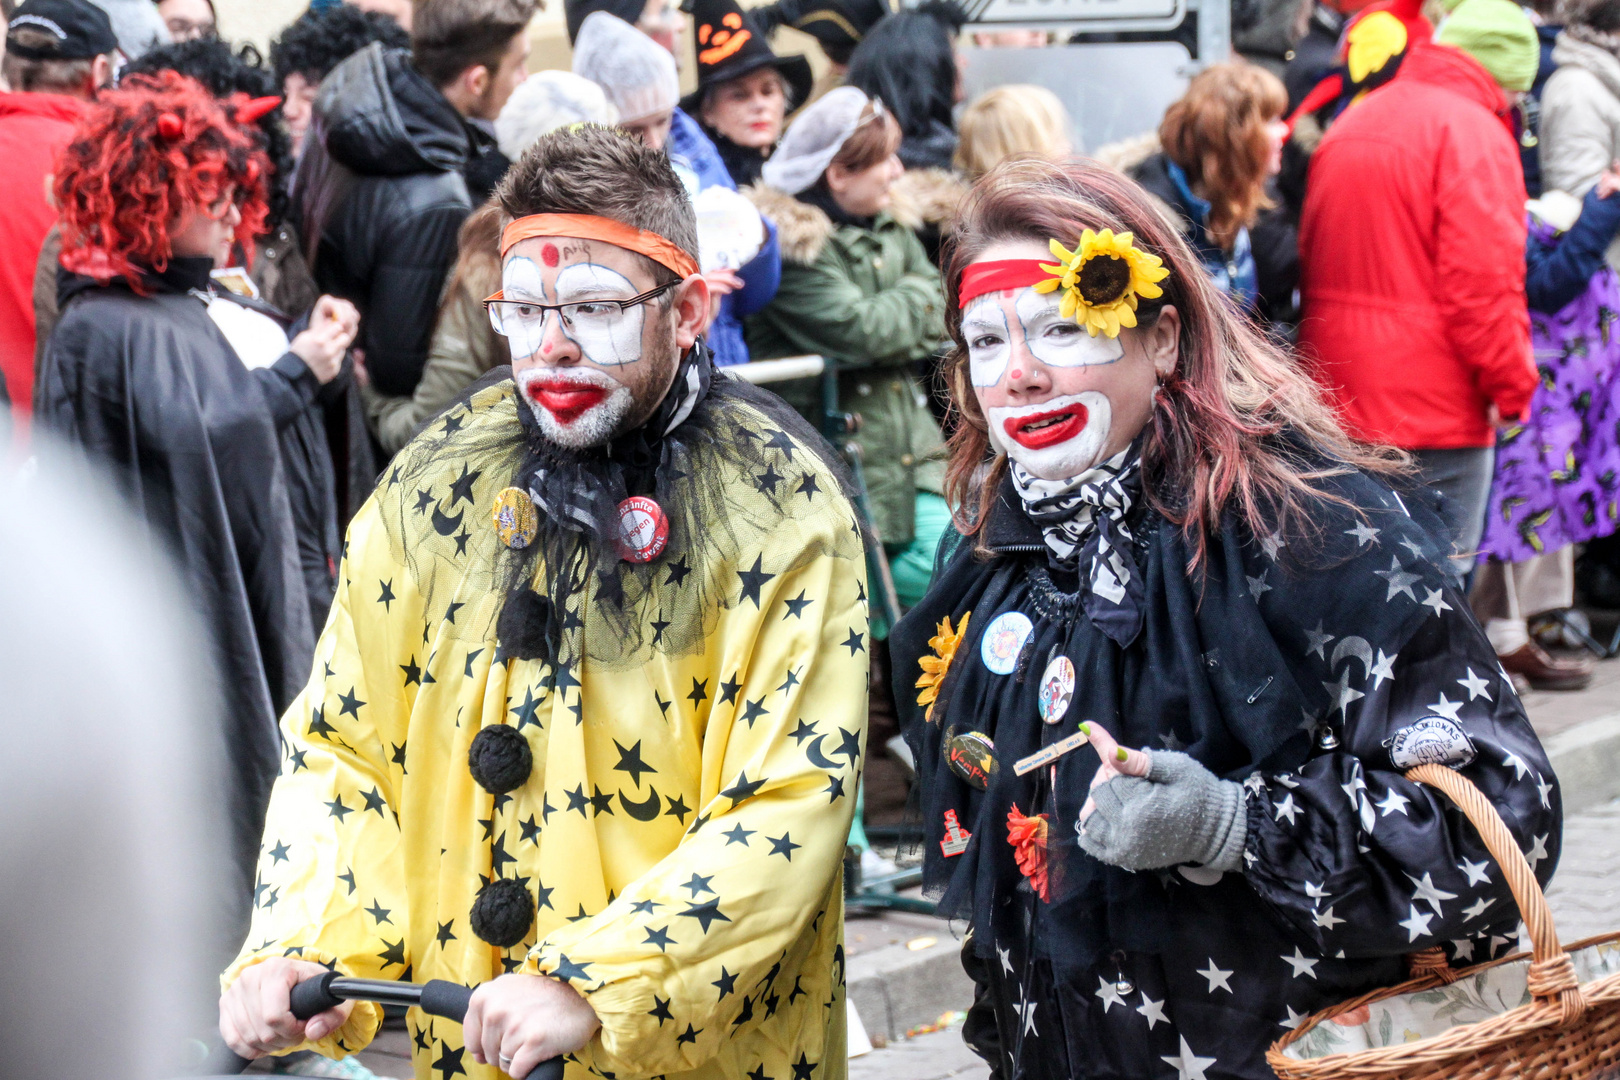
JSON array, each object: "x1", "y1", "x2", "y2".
[
  {"x1": 2, "y1": 26, "x2": 96, "y2": 91},
  {"x1": 495, "y1": 123, "x2": 699, "y2": 287},
  {"x1": 269, "y1": 3, "x2": 411, "y2": 88},
  {"x1": 411, "y1": 0, "x2": 537, "y2": 88}
]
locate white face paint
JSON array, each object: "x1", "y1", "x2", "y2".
[
  {"x1": 963, "y1": 288, "x2": 1123, "y2": 389},
  {"x1": 499, "y1": 256, "x2": 549, "y2": 361},
  {"x1": 495, "y1": 259, "x2": 650, "y2": 368},
  {"x1": 553, "y1": 262, "x2": 647, "y2": 367},
  {"x1": 987, "y1": 391, "x2": 1114, "y2": 480},
  {"x1": 962, "y1": 295, "x2": 1011, "y2": 388},
  {"x1": 1014, "y1": 288, "x2": 1124, "y2": 368}
]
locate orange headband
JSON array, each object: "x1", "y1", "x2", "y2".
[{"x1": 499, "y1": 214, "x2": 700, "y2": 280}]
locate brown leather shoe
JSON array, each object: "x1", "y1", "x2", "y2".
[{"x1": 1498, "y1": 641, "x2": 1595, "y2": 691}]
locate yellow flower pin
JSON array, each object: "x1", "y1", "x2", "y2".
[
  {"x1": 1034, "y1": 229, "x2": 1169, "y2": 338},
  {"x1": 915, "y1": 611, "x2": 970, "y2": 722}
]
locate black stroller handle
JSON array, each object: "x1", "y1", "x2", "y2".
[{"x1": 202, "y1": 973, "x2": 564, "y2": 1080}]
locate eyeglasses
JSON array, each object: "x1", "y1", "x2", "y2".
[{"x1": 483, "y1": 282, "x2": 678, "y2": 339}]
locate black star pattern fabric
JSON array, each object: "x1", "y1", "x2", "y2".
[
  {"x1": 894, "y1": 467, "x2": 1562, "y2": 1080},
  {"x1": 225, "y1": 374, "x2": 869, "y2": 1080}
]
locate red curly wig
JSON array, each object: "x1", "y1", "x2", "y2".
[{"x1": 53, "y1": 70, "x2": 270, "y2": 290}]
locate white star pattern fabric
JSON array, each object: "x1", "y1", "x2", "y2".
[
  {"x1": 1161, "y1": 1036, "x2": 1218, "y2": 1080},
  {"x1": 896, "y1": 458, "x2": 1560, "y2": 1080}
]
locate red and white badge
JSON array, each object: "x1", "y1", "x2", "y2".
[
  {"x1": 941, "y1": 809, "x2": 972, "y2": 857},
  {"x1": 616, "y1": 496, "x2": 670, "y2": 563}
]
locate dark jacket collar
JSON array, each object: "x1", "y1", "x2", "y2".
[
  {"x1": 314, "y1": 42, "x2": 471, "y2": 177},
  {"x1": 982, "y1": 472, "x2": 1047, "y2": 553},
  {"x1": 56, "y1": 256, "x2": 216, "y2": 310},
  {"x1": 793, "y1": 182, "x2": 874, "y2": 231}
]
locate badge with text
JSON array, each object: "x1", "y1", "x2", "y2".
[
  {"x1": 616, "y1": 496, "x2": 670, "y2": 563},
  {"x1": 1386, "y1": 715, "x2": 1477, "y2": 770},
  {"x1": 980, "y1": 611, "x2": 1034, "y2": 675},
  {"x1": 491, "y1": 486, "x2": 538, "y2": 549},
  {"x1": 940, "y1": 809, "x2": 972, "y2": 857},
  {"x1": 945, "y1": 730, "x2": 998, "y2": 789},
  {"x1": 1038, "y1": 655, "x2": 1076, "y2": 724},
  {"x1": 1014, "y1": 727, "x2": 1092, "y2": 776}
]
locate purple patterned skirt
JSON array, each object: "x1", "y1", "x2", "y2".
[{"x1": 1479, "y1": 254, "x2": 1620, "y2": 562}]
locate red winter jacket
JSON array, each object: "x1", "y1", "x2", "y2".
[
  {"x1": 1299, "y1": 43, "x2": 1536, "y2": 450},
  {"x1": 0, "y1": 92, "x2": 85, "y2": 434}
]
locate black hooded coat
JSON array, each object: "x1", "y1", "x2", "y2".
[
  {"x1": 35, "y1": 257, "x2": 317, "y2": 939},
  {"x1": 293, "y1": 41, "x2": 473, "y2": 397}
]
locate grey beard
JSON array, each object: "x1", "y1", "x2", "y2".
[{"x1": 523, "y1": 385, "x2": 636, "y2": 448}]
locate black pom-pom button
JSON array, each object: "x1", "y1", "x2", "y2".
[
  {"x1": 468, "y1": 725, "x2": 532, "y2": 794},
  {"x1": 470, "y1": 877, "x2": 534, "y2": 947}
]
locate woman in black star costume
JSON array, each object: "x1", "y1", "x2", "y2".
[{"x1": 892, "y1": 158, "x2": 1562, "y2": 1080}]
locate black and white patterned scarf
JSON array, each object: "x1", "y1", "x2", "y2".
[{"x1": 1009, "y1": 446, "x2": 1145, "y2": 646}]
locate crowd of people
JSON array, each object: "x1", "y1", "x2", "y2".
[{"x1": 1, "y1": 0, "x2": 1616, "y2": 1073}]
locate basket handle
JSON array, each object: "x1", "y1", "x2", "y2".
[{"x1": 1404, "y1": 763, "x2": 1584, "y2": 1026}]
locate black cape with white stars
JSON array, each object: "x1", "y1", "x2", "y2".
[{"x1": 894, "y1": 463, "x2": 1562, "y2": 1080}]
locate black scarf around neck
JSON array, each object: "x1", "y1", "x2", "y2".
[
  {"x1": 1009, "y1": 445, "x2": 1146, "y2": 648},
  {"x1": 499, "y1": 345, "x2": 714, "y2": 667}
]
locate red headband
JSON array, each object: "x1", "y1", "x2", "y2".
[
  {"x1": 958, "y1": 259, "x2": 1052, "y2": 308},
  {"x1": 499, "y1": 213, "x2": 700, "y2": 280}
]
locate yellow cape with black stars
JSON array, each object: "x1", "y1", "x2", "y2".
[{"x1": 225, "y1": 377, "x2": 869, "y2": 1080}]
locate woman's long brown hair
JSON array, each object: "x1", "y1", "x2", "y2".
[
  {"x1": 1159, "y1": 61, "x2": 1287, "y2": 250},
  {"x1": 940, "y1": 158, "x2": 1405, "y2": 571}
]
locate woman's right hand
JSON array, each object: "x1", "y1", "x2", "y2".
[
  {"x1": 219, "y1": 956, "x2": 354, "y2": 1059},
  {"x1": 290, "y1": 295, "x2": 360, "y2": 385}
]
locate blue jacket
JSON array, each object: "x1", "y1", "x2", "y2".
[
  {"x1": 1131, "y1": 152, "x2": 1259, "y2": 306},
  {"x1": 1526, "y1": 186, "x2": 1620, "y2": 314},
  {"x1": 668, "y1": 108, "x2": 782, "y2": 366}
]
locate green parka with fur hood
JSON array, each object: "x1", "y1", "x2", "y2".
[{"x1": 743, "y1": 184, "x2": 948, "y2": 547}]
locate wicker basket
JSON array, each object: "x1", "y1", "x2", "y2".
[{"x1": 1267, "y1": 763, "x2": 1620, "y2": 1080}]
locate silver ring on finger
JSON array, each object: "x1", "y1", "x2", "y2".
[{"x1": 499, "y1": 1056, "x2": 513, "y2": 1071}]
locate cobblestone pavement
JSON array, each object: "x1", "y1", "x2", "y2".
[{"x1": 1543, "y1": 795, "x2": 1620, "y2": 945}]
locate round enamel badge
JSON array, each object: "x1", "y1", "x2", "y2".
[
  {"x1": 980, "y1": 611, "x2": 1033, "y2": 675},
  {"x1": 1038, "y1": 655, "x2": 1076, "y2": 724},
  {"x1": 490, "y1": 486, "x2": 538, "y2": 549},
  {"x1": 945, "y1": 730, "x2": 997, "y2": 789},
  {"x1": 616, "y1": 496, "x2": 670, "y2": 563}
]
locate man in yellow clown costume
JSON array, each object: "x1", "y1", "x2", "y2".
[{"x1": 218, "y1": 124, "x2": 869, "y2": 1080}]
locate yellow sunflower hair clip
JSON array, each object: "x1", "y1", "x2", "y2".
[{"x1": 1035, "y1": 229, "x2": 1170, "y2": 338}]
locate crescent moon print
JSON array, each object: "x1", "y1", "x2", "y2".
[
  {"x1": 805, "y1": 734, "x2": 840, "y2": 771},
  {"x1": 432, "y1": 503, "x2": 465, "y2": 537},
  {"x1": 1331, "y1": 636, "x2": 1375, "y2": 679},
  {"x1": 619, "y1": 785, "x2": 662, "y2": 821}
]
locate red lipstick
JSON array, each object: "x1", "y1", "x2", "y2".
[
  {"x1": 528, "y1": 382, "x2": 608, "y2": 425},
  {"x1": 1003, "y1": 403, "x2": 1089, "y2": 449}
]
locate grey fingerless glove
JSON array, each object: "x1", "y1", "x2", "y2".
[{"x1": 1076, "y1": 751, "x2": 1248, "y2": 873}]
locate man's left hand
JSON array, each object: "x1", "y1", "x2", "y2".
[{"x1": 463, "y1": 973, "x2": 602, "y2": 1078}]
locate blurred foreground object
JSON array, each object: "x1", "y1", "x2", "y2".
[{"x1": 0, "y1": 432, "x2": 226, "y2": 1080}]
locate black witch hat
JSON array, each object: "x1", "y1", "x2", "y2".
[
  {"x1": 563, "y1": 0, "x2": 644, "y2": 44},
  {"x1": 680, "y1": 0, "x2": 813, "y2": 113},
  {"x1": 747, "y1": 0, "x2": 891, "y2": 66}
]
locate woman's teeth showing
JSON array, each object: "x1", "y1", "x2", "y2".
[{"x1": 1003, "y1": 403, "x2": 1089, "y2": 449}]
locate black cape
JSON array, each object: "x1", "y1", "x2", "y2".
[
  {"x1": 894, "y1": 464, "x2": 1562, "y2": 1080},
  {"x1": 35, "y1": 257, "x2": 316, "y2": 938}
]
